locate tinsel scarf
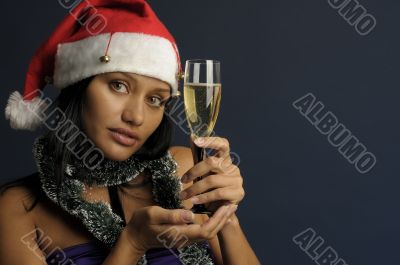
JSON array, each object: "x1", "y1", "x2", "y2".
[{"x1": 32, "y1": 134, "x2": 214, "y2": 265}]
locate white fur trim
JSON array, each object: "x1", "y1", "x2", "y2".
[
  {"x1": 53, "y1": 32, "x2": 179, "y2": 96},
  {"x1": 5, "y1": 91, "x2": 48, "y2": 131}
]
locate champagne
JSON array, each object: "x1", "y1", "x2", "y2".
[
  {"x1": 184, "y1": 82, "x2": 222, "y2": 137},
  {"x1": 183, "y1": 59, "x2": 221, "y2": 214}
]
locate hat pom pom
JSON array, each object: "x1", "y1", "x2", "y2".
[{"x1": 5, "y1": 91, "x2": 48, "y2": 131}]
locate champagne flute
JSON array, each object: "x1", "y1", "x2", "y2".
[{"x1": 183, "y1": 59, "x2": 222, "y2": 214}]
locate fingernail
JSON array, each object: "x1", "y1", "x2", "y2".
[
  {"x1": 182, "y1": 211, "x2": 194, "y2": 222},
  {"x1": 232, "y1": 204, "x2": 238, "y2": 211},
  {"x1": 222, "y1": 205, "x2": 230, "y2": 214},
  {"x1": 227, "y1": 204, "x2": 238, "y2": 215},
  {"x1": 179, "y1": 191, "x2": 187, "y2": 200},
  {"x1": 191, "y1": 197, "x2": 200, "y2": 204},
  {"x1": 194, "y1": 137, "x2": 204, "y2": 145},
  {"x1": 181, "y1": 174, "x2": 188, "y2": 183}
]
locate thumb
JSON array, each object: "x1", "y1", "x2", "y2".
[{"x1": 155, "y1": 208, "x2": 195, "y2": 225}]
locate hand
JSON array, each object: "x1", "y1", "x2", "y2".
[
  {"x1": 180, "y1": 136, "x2": 245, "y2": 214},
  {"x1": 124, "y1": 204, "x2": 238, "y2": 253}
]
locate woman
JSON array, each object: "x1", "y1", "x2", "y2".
[{"x1": 0, "y1": 0, "x2": 260, "y2": 264}]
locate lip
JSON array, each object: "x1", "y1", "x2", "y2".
[{"x1": 108, "y1": 128, "x2": 139, "y2": 147}]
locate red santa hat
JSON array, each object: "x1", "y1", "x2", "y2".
[{"x1": 5, "y1": 0, "x2": 182, "y2": 131}]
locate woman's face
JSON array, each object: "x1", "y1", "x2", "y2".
[{"x1": 81, "y1": 72, "x2": 171, "y2": 161}]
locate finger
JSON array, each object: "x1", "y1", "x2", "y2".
[
  {"x1": 157, "y1": 224, "x2": 204, "y2": 249},
  {"x1": 195, "y1": 204, "x2": 229, "y2": 234},
  {"x1": 170, "y1": 204, "x2": 231, "y2": 241},
  {"x1": 193, "y1": 137, "x2": 231, "y2": 159},
  {"x1": 149, "y1": 206, "x2": 195, "y2": 225},
  {"x1": 190, "y1": 187, "x2": 242, "y2": 205},
  {"x1": 181, "y1": 156, "x2": 234, "y2": 183},
  {"x1": 210, "y1": 204, "x2": 238, "y2": 235},
  {"x1": 180, "y1": 174, "x2": 236, "y2": 200}
]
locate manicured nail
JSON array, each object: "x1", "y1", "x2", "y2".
[
  {"x1": 227, "y1": 204, "x2": 238, "y2": 216},
  {"x1": 179, "y1": 191, "x2": 187, "y2": 200},
  {"x1": 191, "y1": 197, "x2": 200, "y2": 204},
  {"x1": 221, "y1": 205, "x2": 230, "y2": 215},
  {"x1": 181, "y1": 174, "x2": 188, "y2": 183},
  {"x1": 182, "y1": 211, "x2": 194, "y2": 222},
  {"x1": 194, "y1": 137, "x2": 204, "y2": 145}
]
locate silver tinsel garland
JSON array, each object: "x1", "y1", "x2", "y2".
[{"x1": 32, "y1": 134, "x2": 214, "y2": 265}]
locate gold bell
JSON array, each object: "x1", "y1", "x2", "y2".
[
  {"x1": 176, "y1": 72, "x2": 185, "y2": 80},
  {"x1": 99, "y1": 55, "x2": 111, "y2": 63}
]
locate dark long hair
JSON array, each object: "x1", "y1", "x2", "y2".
[{"x1": 0, "y1": 75, "x2": 175, "y2": 211}]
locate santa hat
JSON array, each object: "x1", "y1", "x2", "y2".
[{"x1": 5, "y1": 0, "x2": 182, "y2": 131}]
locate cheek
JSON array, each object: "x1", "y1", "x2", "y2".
[
  {"x1": 81, "y1": 97, "x2": 95, "y2": 135},
  {"x1": 145, "y1": 112, "x2": 165, "y2": 136}
]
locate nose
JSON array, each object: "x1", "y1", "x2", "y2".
[{"x1": 121, "y1": 97, "x2": 144, "y2": 126}]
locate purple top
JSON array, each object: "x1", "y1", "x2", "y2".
[{"x1": 45, "y1": 241, "x2": 215, "y2": 265}]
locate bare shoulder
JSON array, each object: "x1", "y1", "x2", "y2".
[
  {"x1": 167, "y1": 146, "x2": 194, "y2": 201},
  {"x1": 0, "y1": 185, "x2": 35, "y2": 214},
  {"x1": 168, "y1": 146, "x2": 194, "y2": 178},
  {"x1": 0, "y1": 185, "x2": 45, "y2": 264},
  {"x1": 0, "y1": 184, "x2": 36, "y2": 229},
  {"x1": 168, "y1": 145, "x2": 192, "y2": 158}
]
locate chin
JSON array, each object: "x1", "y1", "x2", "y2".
[{"x1": 102, "y1": 143, "x2": 138, "y2": 161}]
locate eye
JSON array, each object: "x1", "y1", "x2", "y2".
[
  {"x1": 148, "y1": 96, "x2": 167, "y2": 107},
  {"x1": 110, "y1": 81, "x2": 128, "y2": 93}
]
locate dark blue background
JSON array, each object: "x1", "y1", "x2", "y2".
[{"x1": 1, "y1": 1, "x2": 399, "y2": 264}]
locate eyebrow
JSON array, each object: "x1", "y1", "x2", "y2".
[
  {"x1": 118, "y1": 72, "x2": 170, "y2": 93},
  {"x1": 152, "y1": 87, "x2": 171, "y2": 93}
]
